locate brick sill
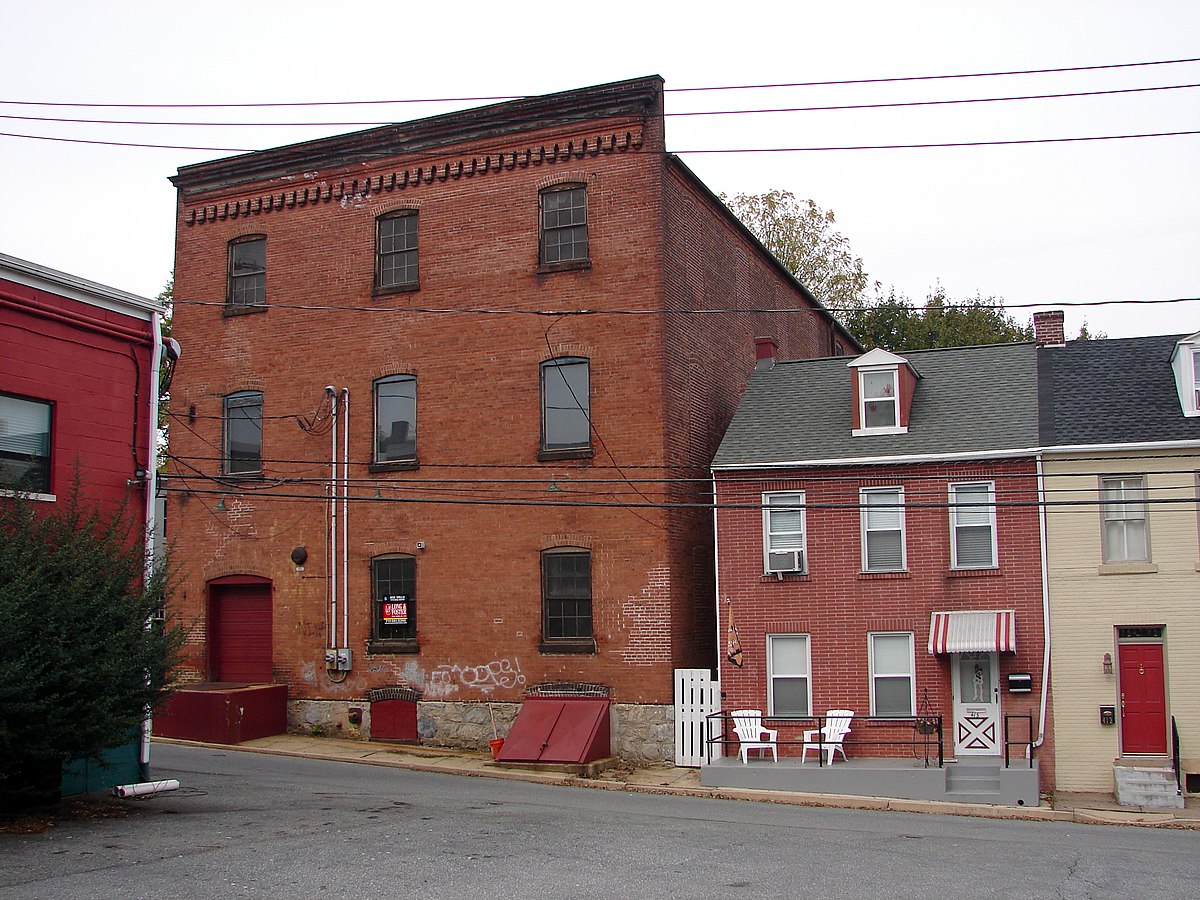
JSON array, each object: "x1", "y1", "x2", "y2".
[
  {"x1": 372, "y1": 282, "x2": 420, "y2": 297},
  {"x1": 367, "y1": 639, "x2": 420, "y2": 655},
  {"x1": 945, "y1": 567, "x2": 1001, "y2": 578},
  {"x1": 536, "y1": 260, "x2": 591, "y2": 275},
  {"x1": 369, "y1": 458, "x2": 419, "y2": 474},
  {"x1": 538, "y1": 640, "x2": 596, "y2": 655},
  {"x1": 537, "y1": 448, "x2": 594, "y2": 462},
  {"x1": 858, "y1": 570, "x2": 910, "y2": 580},
  {"x1": 222, "y1": 304, "x2": 267, "y2": 318},
  {"x1": 760, "y1": 573, "x2": 810, "y2": 583}
]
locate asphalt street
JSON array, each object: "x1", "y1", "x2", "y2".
[{"x1": 2, "y1": 744, "x2": 1198, "y2": 899}]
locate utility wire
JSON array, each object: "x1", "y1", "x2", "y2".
[
  {"x1": 7, "y1": 82, "x2": 1197, "y2": 128},
  {"x1": 4, "y1": 56, "x2": 1197, "y2": 108}
]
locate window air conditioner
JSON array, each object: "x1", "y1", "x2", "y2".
[{"x1": 767, "y1": 549, "x2": 805, "y2": 574}]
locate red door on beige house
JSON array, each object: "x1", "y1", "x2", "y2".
[
  {"x1": 1118, "y1": 642, "x2": 1167, "y2": 755},
  {"x1": 209, "y1": 578, "x2": 273, "y2": 683}
]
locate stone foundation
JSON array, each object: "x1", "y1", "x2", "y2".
[{"x1": 287, "y1": 698, "x2": 674, "y2": 763}]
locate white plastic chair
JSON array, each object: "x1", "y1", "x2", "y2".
[
  {"x1": 802, "y1": 709, "x2": 853, "y2": 765},
  {"x1": 730, "y1": 709, "x2": 778, "y2": 763}
]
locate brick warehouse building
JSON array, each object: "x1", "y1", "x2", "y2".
[{"x1": 165, "y1": 76, "x2": 857, "y2": 760}]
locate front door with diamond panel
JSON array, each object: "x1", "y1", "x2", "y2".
[{"x1": 953, "y1": 651, "x2": 1000, "y2": 756}]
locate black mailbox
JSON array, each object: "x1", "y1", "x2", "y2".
[
  {"x1": 1007, "y1": 672, "x2": 1033, "y2": 693},
  {"x1": 1100, "y1": 706, "x2": 1116, "y2": 726}
]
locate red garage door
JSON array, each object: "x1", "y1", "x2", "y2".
[{"x1": 209, "y1": 580, "x2": 273, "y2": 683}]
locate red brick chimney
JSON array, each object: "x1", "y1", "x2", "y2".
[
  {"x1": 754, "y1": 336, "x2": 778, "y2": 370},
  {"x1": 1033, "y1": 310, "x2": 1065, "y2": 347}
]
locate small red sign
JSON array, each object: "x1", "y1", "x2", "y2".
[{"x1": 382, "y1": 600, "x2": 408, "y2": 625}]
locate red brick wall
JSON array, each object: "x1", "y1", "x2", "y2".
[
  {"x1": 1, "y1": 276, "x2": 155, "y2": 514},
  {"x1": 715, "y1": 457, "x2": 1055, "y2": 787}
]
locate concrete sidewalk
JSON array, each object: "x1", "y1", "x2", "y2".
[{"x1": 153, "y1": 734, "x2": 1200, "y2": 829}]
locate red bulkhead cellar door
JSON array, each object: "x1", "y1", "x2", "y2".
[{"x1": 497, "y1": 698, "x2": 611, "y2": 764}]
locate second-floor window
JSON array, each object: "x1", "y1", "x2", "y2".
[
  {"x1": 377, "y1": 211, "x2": 418, "y2": 290},
  {"x1": 540, "y1": 184, "x2": 588, "y2": 266},
  {"x1": 540, "y1": 357, "x2": 590, "y2": 455},
  {"x1": 223, "y1": 391, "x2": 263, "y2": 476},
  {"x1": 763, "y1": 492, "x2": 807, "y2": 574},
  {"x1": 861, "y1": 486, "x2": 905, "y2": 572},
  {"x1": 373, "y1": 375, "x2": 416, "y2": 464},
  {"x1": 949, "y1": 481, "x2": 997, "y2": 569},
  {"x1": 1101, "y1": 475, "x2": 1149, "y2": 562},
  {"x1": 372, "y1": 554, "x2": 416, "y2": 643},
  {"x1": 228, "y1": 236, "x2": 266, "y2": 307}
]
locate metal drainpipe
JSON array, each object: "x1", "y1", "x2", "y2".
[
  {"x1": 341, "y1": 388, "x2": 349, "y2": 651},
  {"x1": 327, "y1": 386, "x2": 338, "y2": 650},
  {"x1": 1033, "y1": 453, "x2": 1052, "y2": 754},
  {"x1": 142, "y1": 310, "x2": 163, "y2": 773}
]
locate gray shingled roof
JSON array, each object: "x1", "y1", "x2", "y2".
[
  {"x1": 712, "y1": 342, "x2": 1040, "y2": 468},
  {"x1": 1038, "y1": 333, "x2": 1200, "y2": 446}
]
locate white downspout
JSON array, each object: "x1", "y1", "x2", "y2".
[
  {"x1": 340, "y1": 388, "x2": 349, "y2": 651},
  {"x1": 142, "y1": 310, "x2": 163, "y2": 771},
  {"x1": 1033, "y1": 453, "x2": 1052, "y2": 754},
  {"x1": 327, "y1": 386, "x2": 338, "y2": 650},
  {"x1": 712, "y1": 472, "x2": 722, "y2": 677}
]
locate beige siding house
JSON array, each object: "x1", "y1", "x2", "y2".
[{"x1": 1038, "y1": 325, "x2": 1200, "y2": 805}]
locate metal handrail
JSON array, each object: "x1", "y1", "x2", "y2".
[
  {"x1": 704, "y1": 711, "x2": 945, "y2": 767},
  {"x1": 1172, "y1": 716, "x2": 1182, "y2": 794},
  {"x1": 1002, "y1": 714, "x2": 1035, "y2": 769}
]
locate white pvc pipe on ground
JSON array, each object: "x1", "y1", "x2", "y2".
[{"x1": 113, "y1": 779, "x2": 181, "y2": 799}]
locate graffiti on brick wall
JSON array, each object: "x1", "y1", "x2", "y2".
[{"x1": 401, "y1": 657, "x2": 526, "y2": 699}]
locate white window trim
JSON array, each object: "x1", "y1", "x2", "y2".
[
  {"x1": 868, "y1": 631, "x2": 916, "y2": 717},
  {"x1": 762, "y1": 491, "x2": 807, "y2": 575},
  {"x1": 853, "y1": 365, "x2": 907, "y2": 437},
  {"x1": 1100, "y1": 475, "x2": 1151, "y2": 563},
  {"x1": 949, "y1": 481, "x2": 998, "y2": 569},
  {"x1": 767, "y1": 634, "x2": 812, "y2": 718},
  {"x1": 1192, "y1": 349, "x2": 1200, "y2": 413},
  {"x1": 860, "y1": 486, "x2": 907, "y2": 572},
  {"x1": 0, "y1": 489, "x2": 56, "y2": 502}
]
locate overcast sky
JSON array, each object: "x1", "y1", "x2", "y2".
[{"x1": 2, "y1": 0, "x2": 1196, "y2": 340}]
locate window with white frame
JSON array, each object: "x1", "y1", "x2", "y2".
[
  {"x1": 860, "y1": 368, "x2": 898, "y2": 430},
  {"x1": 1101, "y1": 475, "x2": 1149, "y2": 562},
  {"x1": 0, "y1": 393, "x2": 52, "y2": 493},
  {"x1": 762, "y1": 492, "x2": 807, "y2": 574},
  {"x1": 861, "y1": 487, "x2": 906, "y2": 572},
  {"x1": 869, "y1": 632, "x2": 914, "y2": 716},
  {"x1": 767, "y1": 634, "x2": 810, "y2": 717},
  {"x1": 949, "y1": 481, "x2": 997, "y2": 569},
  {"x1": 1193, "y1": 350, "x2": 1200, "y2": 410}
]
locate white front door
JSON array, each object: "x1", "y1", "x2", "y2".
[{"x1": 952, "y1": 651, "x2": 1000, "y2": 756}]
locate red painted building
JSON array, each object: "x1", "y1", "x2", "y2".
[
  {"x1": 165, "y1": 76, "x2": 857, "y2": 760},
  {"x1": 1, "y1": 251, "x2": 169, "y2": 792},
  {"x1": 711, "y1": 341, "x2": 1053, "y2": 799}
]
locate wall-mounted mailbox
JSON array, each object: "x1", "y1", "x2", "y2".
[
  {"x1": 1100, "y1": 706, "x2": 1116, "y2": 726},
  {"x1": 1007, "y1": 672, "x2": 1033, "y2": 693}
]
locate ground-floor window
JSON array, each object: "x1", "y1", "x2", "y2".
[
  {"x1": 767, "y1": 634, "x2": 811, "y2": 716},
  {"x1": 869, "y1": 632, "x2": 914, "y2": 716},
  {"x1": 372, "y1": 554, "x2": 416, "y2": 643}
]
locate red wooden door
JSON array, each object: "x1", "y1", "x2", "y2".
[
  {"x1": 210, "y1": 582, "x2": 273, "y2": 683},
  {"x1": 1119, "y1": 643, "x2": 1167, "y2": 754}
]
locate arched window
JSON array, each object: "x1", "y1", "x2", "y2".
[
  {"x1": 373, "y1": 375, "x2": 417, "y2": 464},
  {"x1": 540, "y1": 357, "x2": 590, "y2": 456},
  {"x1": 222, "y1": 390, "x2": 263, "y2": 476},
  {"x1": 371, "y1": 554, "x2": 416, "y2": 643},
  {"x1": 539, "y1": 183, "x2": 588, "y2": 266},
  {"x1": 541, "y1": 547, "x2": 592, "y2": 642},
  {"x1": 376, "y1": 210, "x2": 418, "y2": 290},
  {"x1": 227, "y1": 235, "x2": 266, "y2": 307}
]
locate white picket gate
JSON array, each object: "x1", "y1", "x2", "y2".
[{"x1": 674, "y1": 668, "x2": 721, "y2": 767}]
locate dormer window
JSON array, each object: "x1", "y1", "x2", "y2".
[
  {"x1": 861, "y1": 369, "x2": 898, "y2": 429},
  {"x1": 1169, "y1": 333, "x2": 1200, "y2": 416},
  {"x1": 849, "y1": 348, "x2": 917, "y2": 436}
]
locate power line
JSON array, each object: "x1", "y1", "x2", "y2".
[
  {"x1": 7, "y1": 82, "x2": 1197, "y2": 128},
  {"x1": 167, "y1": 296, "x2": 1200, "y2": 316},
  {"x1": 4, "y1": 56, "x2": 1197, "y2": 109}
]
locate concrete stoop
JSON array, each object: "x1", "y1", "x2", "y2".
[{"x1": 1114, "y1": 763, "x2": 1184, "y2": 809}]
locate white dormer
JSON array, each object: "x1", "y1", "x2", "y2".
[
  {"x1": 848, "y1": 348, "x2": 920, "y2": 436},
  {"x1": 1169, "y1": 332, "x2": 1200, "y2": 417}
]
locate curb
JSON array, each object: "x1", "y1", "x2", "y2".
[{"x1": 153, "y1": 738, "x2": 1199, "y2": 830}]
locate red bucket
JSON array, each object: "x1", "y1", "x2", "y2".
[{"x1": 488, "y1": 738, "x2": 505, "y2": 759}]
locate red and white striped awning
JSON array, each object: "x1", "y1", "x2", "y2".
[{"x1": 928, "y1": 610, "x2": 1016, "y2": 654}]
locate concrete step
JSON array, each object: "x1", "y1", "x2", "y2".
[{"x1": 1114, "y1": 764, "x2": 1184, "y2": 809}]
